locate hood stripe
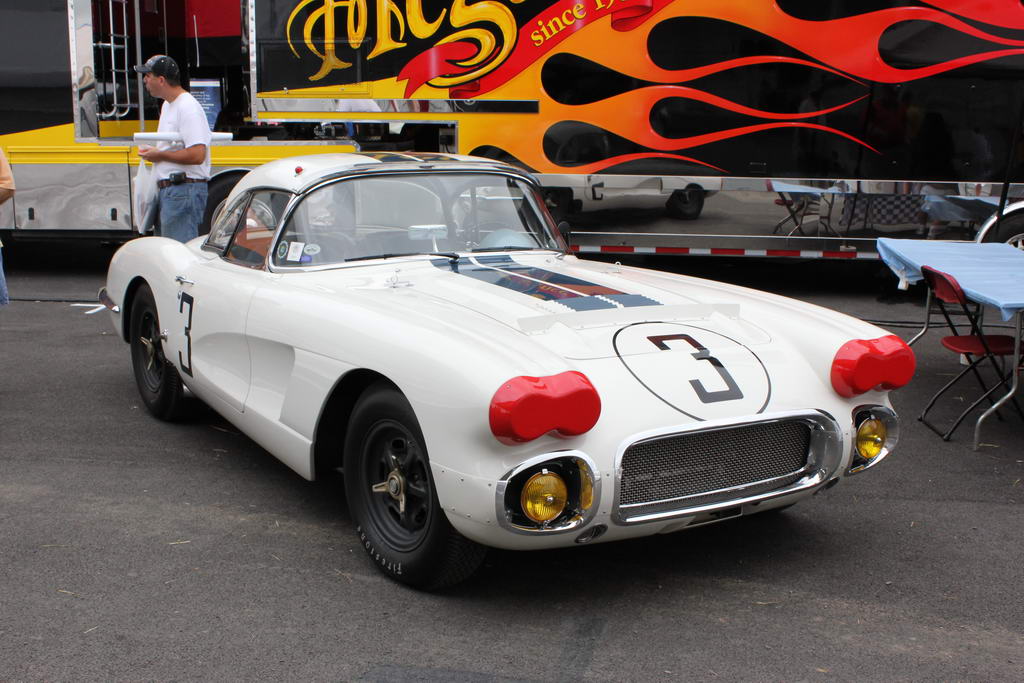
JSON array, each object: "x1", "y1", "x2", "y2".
[
  {"x1": 431, "y1": 257, "x2": 597, "y2": 305},
  {"x1": 432, "y1": 256, "x2": 662, "y2": 309},
  {"x1": 602, "y1": 293, "x2": 663, "y2": 308},
  {"x1": 476, "y1": 255, "x2": 628, "y2": 297},
  {"x1": 558, "y1": 296, "x2": 621, "y2": 311}
]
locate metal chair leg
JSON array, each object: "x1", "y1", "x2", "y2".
[
  {"x1": 919, "y1": 355, "x2": 1008, "y2": 438},
  {"x1": 941, "y1": 369, "x2": 1020, "y2": 441},
  {"x1": 965, "y1": 355, "x2": 1007, "y2": 413},
  {"x1": 772, "y1": 195, "x2": 807, "y2": 236},
  {"x1": 919, "y1": 361, "x2": 979, "y2": 436}
]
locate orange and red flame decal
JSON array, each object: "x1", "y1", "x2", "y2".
[
  {"x1": 270, "y1": 1, "x2": 1024, "y2": 177},
  {"x1": 450, "y1": 0, "x2": 1024, "y2": 175}
]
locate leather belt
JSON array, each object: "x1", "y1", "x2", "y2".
[{"x1": 157, "y1": 178, "x2": 208, "y2": 189}]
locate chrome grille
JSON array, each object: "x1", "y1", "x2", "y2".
[{"x1": 619, "y1": 421, "x2": 812, "y2": 516}]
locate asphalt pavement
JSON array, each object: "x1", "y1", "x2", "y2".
[{"x1": 1, "y1": 242, "x2": 1022, "y2": 681}]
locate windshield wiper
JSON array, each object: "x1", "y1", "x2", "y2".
[
  {"x1": 344, "y1": 251, "x2": 460, "y2": 263},
  {"x1": 469, "y1": 246, "x2": 549, "y2": 253}
]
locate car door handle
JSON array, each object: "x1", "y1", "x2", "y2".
[{"x1": 175, "y1": 275, "x2": 195, "y2": 286}]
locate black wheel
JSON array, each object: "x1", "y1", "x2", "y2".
[
  {"x1": 980, "y1": 210, "x2": 1024, "y2": 249},
  {"x1": 129, "y1": 284, "x2": 185, "y2": 420},
  {"x1": 343, "y1": 382, "x2": 486, "y2": 589},
  {"x1": 200, "y1": 174, "x2": 243, "y2": 236},
  {"x1": 665, "y1": 186, "x2": 705, "y2": 220}
]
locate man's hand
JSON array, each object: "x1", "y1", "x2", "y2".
[
  {"x1": 137, "y1": 145, "x2": 162, "y2": 162},
  {"x1": 138, "y1": 144, "x2": 205, "y2": 165}
]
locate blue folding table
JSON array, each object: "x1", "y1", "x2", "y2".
[{"x1": 876, "y1": 238, "x2": 1024, "y2": 449}]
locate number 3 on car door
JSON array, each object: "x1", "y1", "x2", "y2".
[{"x1": 179, "y1": 292, "x2": 194, "y2": 377}]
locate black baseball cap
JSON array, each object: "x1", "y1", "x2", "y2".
[{"x1": 134, "y1": 55, "x2": 180, "y2": 81}]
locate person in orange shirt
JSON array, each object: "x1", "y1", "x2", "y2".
[{"x1": 0, "y1": 147, "x2": 14, "y2": 306}]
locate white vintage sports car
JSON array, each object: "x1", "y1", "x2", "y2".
[{"x1": 101, "y1": 153, "x2": 915, "y2": 589}]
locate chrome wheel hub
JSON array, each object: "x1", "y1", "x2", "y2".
[
  {"x1": 139, "y1": 335, "x2": 156, "y2": 370},
  {"x1": 372, "y1": 468, "x2": 407, "y2": 514}
]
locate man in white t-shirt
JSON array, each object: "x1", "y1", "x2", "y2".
[{"x1": 135, "y1": 55, "x2": 212, "y2": 243}]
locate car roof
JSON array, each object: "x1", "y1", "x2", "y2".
[{"x1": 229, "y1": 152, "x2": 535, "y2": 197}]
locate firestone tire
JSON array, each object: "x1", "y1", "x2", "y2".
[
  {"x1": 129, "y1": 283, "x2": 185, "y2": 421},
  {"x1": 343, "y1": 382, "x2": 486, "y2": 590}
]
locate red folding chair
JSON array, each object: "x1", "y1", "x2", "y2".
[
  {"x1": 918, "y1": 266, "x2": 1024, "y2": 440},
  {"x1": 772, "y1": 193, "x2": 813, "y2": 235}
]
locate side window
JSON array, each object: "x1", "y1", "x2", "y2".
[
  {"x1": 205, "y1": 193, "x2": 249, "y2": 252},
  {"x1": 225, "y1": 190, "x2": 291, "y2": 267}
]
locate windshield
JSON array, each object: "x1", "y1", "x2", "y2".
[{"x1": 272, "y1": 173, "x2": 562, "y2": 267}]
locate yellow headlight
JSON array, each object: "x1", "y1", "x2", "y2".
[
  {"x1": 578, "y1": 461, "x2": 594, "y2": 511},
  {"x1": 521, "y1": 470, "x2": 568, "y2": 523},
  {"x1": 856, "y1": 418, "x2": 887, "y2": 460}
]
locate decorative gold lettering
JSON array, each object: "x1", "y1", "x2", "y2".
[
  {"x1": 368, "y1": 0, "x2": 406, "y2": 59},
  {"x1": 430, "y1": 0, "x2": 517, "y2": 88},
  {"x1": 537, "y1": 18, "x2": 552, "y2": 41},
  {"x1": 286, "y1": 0, "x2": 368, "y2": 81},
  {"x1": 407, "y1": 0, "x2": 447, "y2": 39},
  {"x1": 529, "y1": 2, "x2": 588, "y2": 49},
  {"x1": 285, "y1": 0, "x2": 532, "y2": 86}
]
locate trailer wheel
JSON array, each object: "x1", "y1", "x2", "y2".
[
  {"x1": 666, "y1": 185, "x2": 705, "y2": 220},
  {"x1": 980, "y1": 210, "x2": 1024, "y2": 249},
  {"x1": 200, "y1": 174, "x2": 243, "y2": 236}
]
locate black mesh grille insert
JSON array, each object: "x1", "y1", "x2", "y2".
[{"x1": 619, "y1": 421, "x2": 812, "y2": 509}]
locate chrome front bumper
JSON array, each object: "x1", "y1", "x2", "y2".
[
  {"x1": 97, "y1": 287, "x2": 119, "y2": 314},
  {"x1": 611, "y1": 411, "x2": 845, "y2": 525}
]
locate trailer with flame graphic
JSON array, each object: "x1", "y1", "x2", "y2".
[
  {"x1": 252, "y1": 0, "x2": 1024, "y2": 257},
  {"x1": 2, "y1": 1, "x2": 1023, "y2": 255}
]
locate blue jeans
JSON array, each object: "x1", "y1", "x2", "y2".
[
  {"x1": 0, "y1": 246, "x2": 8, "y2": 306},
  {"x1": 159, "y1": 182, "x2": 208, "y2": 243}
]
